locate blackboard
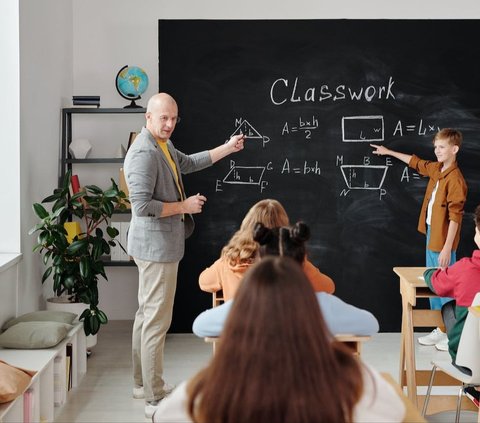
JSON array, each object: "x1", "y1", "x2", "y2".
[{"x1": 158, "y1": 19, "x2": 480, "y2": 332}]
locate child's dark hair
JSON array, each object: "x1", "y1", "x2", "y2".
[{"x1": 253, "y1": 221, "x2": 310, "y2": 264}]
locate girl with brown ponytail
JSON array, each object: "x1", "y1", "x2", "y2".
[{"x1": 153, "y1": 257, "x2": 404, "y2": 422}]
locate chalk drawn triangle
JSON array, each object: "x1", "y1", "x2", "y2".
[{"x1": 231, "y1": 119, "x2": 262, "y2": 139}]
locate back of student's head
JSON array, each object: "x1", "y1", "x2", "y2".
[
  {"x1": 187, "y1": 257, "x2": 363, "y2": 423},
  {"x1": 434, "y1": 128, "x2": 463, "y2": 148},
  {"x1": 222, "y1": 199, "x2": 290, "y2": 265},
  {"x1": 253, "y1": 221, "x2": 310, "y2": 264}
]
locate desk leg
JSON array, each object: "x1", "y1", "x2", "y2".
[
  {"x1": 399, "y1": 309, "x2": 406, "y2": 387},
  {"x1": 403, "y1": 295, "x2": 418, "y2": 406}
]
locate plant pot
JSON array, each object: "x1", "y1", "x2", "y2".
[{"x1": 46, "y1": 297, "x2": 97, "y2": 349}]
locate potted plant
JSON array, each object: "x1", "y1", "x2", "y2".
[{"x1": 29, "y1": 170, "x2": 129, "y2": 337}]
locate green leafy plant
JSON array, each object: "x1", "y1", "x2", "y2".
[{"x1": 29, "y1": 170, "x2": 129, "y2": 335}]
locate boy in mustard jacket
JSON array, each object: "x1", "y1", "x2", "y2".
[{"x1": 371, "y1": 129, "x2": 467, "y2": 349}]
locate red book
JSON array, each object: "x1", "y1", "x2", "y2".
[{"x1": 71, "y1": 175, "x2": 81, "y2": 194}]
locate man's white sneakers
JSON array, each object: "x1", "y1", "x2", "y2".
[
  {"x1": 145, "y1": 400, "x2": 160, "y2": 419},
  {"x1": 140, "y1": 384, "x2": 175, "y2": 418},
  {"x1": 133, "y1": 385, "x2": 144, "y2": 399}
]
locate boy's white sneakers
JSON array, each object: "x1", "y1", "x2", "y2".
[
  {"x1": 418, "y1": 328, "x2": 448, "y2": 346},
  {"x1": 435, "y1": 338, "x2": 449, "y2": 351}
]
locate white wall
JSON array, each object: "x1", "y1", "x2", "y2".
[
  {"x1": 0, "y1": 0, "x2": 20, "y2": 254},
  {"x1": 4, "y1": 0, "x2": 479, "y2": 326},
  {"x1": 15, "y1": 0, "x2": 73, "y2": 319},
  {"x1": 69, "y1": 0, "x2": 480, "y2": 320},
  {"x1": 71, "y1": 0, "x2": 480, "y2": 111}
]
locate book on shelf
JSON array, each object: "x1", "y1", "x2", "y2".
[
  {"x1": 64, "y1": 222, "x2": 82, "y2": 244},
  {"x1": 110, "y1": 222, "x2": 130, "y2": 261},
  {"x1": 127, "y1": 132, "x2": 138, "y2": 150},
  {"x1": 73, "y1": 100, "x2": 100, "y2": 104},
  {"x1": 72, "y1": 95, "x2": 100, "y2": 101},
  {"x1": 23, "y1": 389, "x2": 34, "y2": 423},
  {"x1": 121, "y1": 222, "x2": 131, "y2": 261},
  {"x1": 71, "y1": 174, "x2": 81, "y2": 194},
  {"x1": 72, "y1": 96, "x2": 101, "y2": 107},
  {"x1": 72, "y1": 104, "x2": 100, "y2": 108},
  {"x1": 66, "y1": 343, "x2": 73, "y2": 391},
  {"x1": 53, "y1": 356, "x2": 66, "y2": 406},
  {"x1": 119, "y1": 168, "x2": 131, "y2": 208}
]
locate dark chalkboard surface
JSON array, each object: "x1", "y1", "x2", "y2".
[{"x1": 158, "y1": 19, "x2": 480, "y2": 332}]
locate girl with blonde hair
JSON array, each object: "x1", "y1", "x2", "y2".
[{"x1": 198, "y1": 199, "x2": 334, "y2": 300}]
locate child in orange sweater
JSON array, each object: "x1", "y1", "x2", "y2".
[{"x1": 199, "y1": 199, "x2": 334, "y2": 300}]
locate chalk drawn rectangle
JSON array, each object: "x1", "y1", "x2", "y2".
[
  {"x1": 342, "y1": 115, "x2": 384, "y2": 142},
  {"x1": 223, "y1": 166, "x2": 265, "y2": 185},
  {"x1": 340, "y1": 165, "x2": 388, "y2": 190}
]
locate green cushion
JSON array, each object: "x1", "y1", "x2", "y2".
[
  {"x1": 2, "y1": 310, "x2": 77, "y2": 331},
  {"x1": 0, "y1": 322, "x2": 73, "y2": 349}
]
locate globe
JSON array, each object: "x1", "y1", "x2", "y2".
[{"x1": 115, "y1": 65, "x2": 149, "y2": 108}]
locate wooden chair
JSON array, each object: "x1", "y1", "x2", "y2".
[
  {"x1": 212, "y1": 290, "x2": 224, "y2": 308},
  {"x1": 382, "y1": 373, "x2": 427, "y2": 423},
  {"x1": 205, "y1": 291, "x2": 225, "y2": 354},
  {"x1": 333, "y1": 334, "x2": 371, "y2": 356}
]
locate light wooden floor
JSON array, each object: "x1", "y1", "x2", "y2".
[{"x1": 55, "y1": 321, "x2": 478, "y2": 422}]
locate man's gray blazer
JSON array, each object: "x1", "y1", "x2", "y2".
[{"x1": 123, "y1": 127, "x2": 212, "y2": 263}]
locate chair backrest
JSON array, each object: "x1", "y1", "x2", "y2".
[
  {"x1": 455, "y1": 291, "x2": 480, "y2": 381},
  {"x1": 212, "y1": 290, "x2": 224, "y2": 308}
]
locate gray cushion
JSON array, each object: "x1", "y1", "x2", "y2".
[
  {"x1": 2, "y1": 310, "x2": 77, "y2": 331},
  {"x1": 0, "y1": 322, "x2": 73, "y2": 349}
]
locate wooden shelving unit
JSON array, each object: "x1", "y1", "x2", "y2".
[{"x1": 60, "y1": 107, "x2": 144, "y2": 267}]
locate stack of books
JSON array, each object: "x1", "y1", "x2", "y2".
[
  {"x1": 72, "y1": 95, "x2": 100, "y2": 108},
  {"x1": 110, "y1": 221, "x2": 131, "y2": 261}
]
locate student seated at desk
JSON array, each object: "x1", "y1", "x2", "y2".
[
  {"x1": 198, "y1": 199, "x2": 335, "y2": 300},
  {"x1": 423, "y1": 204, "x2": 480, "y2": 403},
  {"x1": 153, "y1": 257, "x2": 404, "y2": 423},
  {"x1": 193, "y1": 222, "x2": 379, "y2": 338}
]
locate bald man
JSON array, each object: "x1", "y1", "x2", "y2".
[{"x1": 123, "y1": 93, "x2": 245, "y2": 418}]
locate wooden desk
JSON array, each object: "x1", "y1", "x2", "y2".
[
  {"x1": 205, "y1": 334, "x2": 370, "y2": 357},
  {"x1": 381, "y1": 373, "x2": 426, "y2": 423},
  {"x1": 394, "y1": 266, "x2": 473, "y2": 413}
]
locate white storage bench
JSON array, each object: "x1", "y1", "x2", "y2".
[{"x1": 0, "y1": 322, "x2": 86, "y2": 423}]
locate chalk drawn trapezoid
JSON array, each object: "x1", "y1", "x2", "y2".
[
  {"x1": 340, "y1": 165, "x2": 388, "y2": 190},
  {"x1": 223, "y1": 165, "x2": 266, "y2": 185}
]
